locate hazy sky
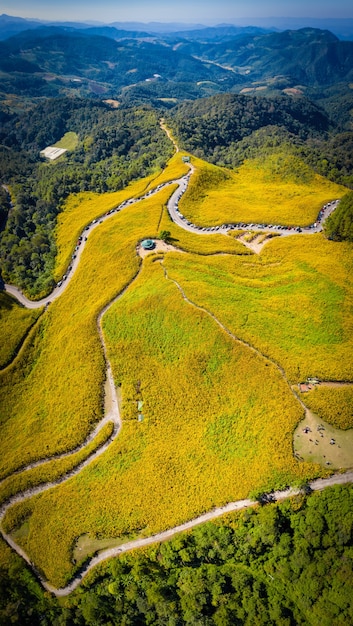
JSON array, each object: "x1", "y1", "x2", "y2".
[{"x1": 3, "y1": 0, "x2": 353, "y2": 24}]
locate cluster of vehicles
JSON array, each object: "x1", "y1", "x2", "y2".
[
  {"x1": 55, "y1": 171, "x2": 339, "y2": 291},
  {"x1": 54, "y1": 181, "x2": 175, "y2": 289},
  {"x1": 172, "y1": 196, "x2": 340, "y2": 236}
]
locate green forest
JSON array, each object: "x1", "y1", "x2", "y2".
[
  {"x1": 324, "y1": 191, "x2": 353, "y2": 241},
  {"x1": 166, "y1": 94, "x2": 353, "y2": 188},
  {"x1": 1, "y1": 484, "x2": 352, "y2": 625},
  {"x1": 0, "y1": 100, "x2": 172, "y2": 297}
]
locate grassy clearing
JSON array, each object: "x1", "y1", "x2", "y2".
[
  {"x1": 0, "y1": 188, "x2": 168, "y2": 481},
  {"x1": 4, "y1": 255, "x2": 317, "y2": 587},
  {"x1": 163, "y1": 235, "x2": 353, "y2": 383},
  {"x1": 73, "y1": 533, "x2": 126, "y2": 564},
  {"x1": 181, "y1": 154, "x2": 346, "y2": 227},
  {"x1": 293, "y1": 409, "x2": 353, "y2": 469},
  {"x1": 53, "y1": 132, "x2": 78, "y2": 151},
  {"x1": 0, "y1": 292, "x2": 42, "y2": 368}
]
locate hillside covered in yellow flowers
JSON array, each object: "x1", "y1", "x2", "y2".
[{"x1": 0, "y1": 144, "x2": 352, "y2": 591}]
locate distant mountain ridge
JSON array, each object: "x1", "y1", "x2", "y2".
[
  {"x1": 1, "y1": 13, "x2": 353, "y2": 40},
  {"x1": 1, "y1": 21, "x2": 353, "y2": 106}
]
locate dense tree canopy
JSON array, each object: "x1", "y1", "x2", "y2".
[
  {"x1": 0, "y1": 99, "x2": 173, "y2": 297},
  {"x1": 1, "y1": 485, "x2": 353, "y2": 624},
  {"x1": 324, "y1": 191, "x2": 353, "y2": 241}
]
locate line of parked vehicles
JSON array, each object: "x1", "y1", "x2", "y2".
[
  {"x1": 172, "y1": 198, "x2": 340, "y2": 236},
  {"x1": 55, "y1": 171, "x2": 339, "y2": 290},
  {"x1": 54, "y1": 181, "x2": 176, "y2": 288}
]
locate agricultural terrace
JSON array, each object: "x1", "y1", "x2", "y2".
[
  {"x1": 181, "y1": 154, "x2": 346, "y2": 228},
  {"x1": 54, "y1": 151, "x2": 190, "y2": 280},
  {"x1": 1, "y1": 146, "x2": 353, "y2": 590},
  {"x1": 0, "y1": 292, "x2": 42, "y2": 368}
]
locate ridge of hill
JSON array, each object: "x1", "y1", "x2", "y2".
[{"x1": 173, "y1": 28, "x2": 353, "y2": 87}]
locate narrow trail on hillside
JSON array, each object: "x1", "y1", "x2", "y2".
[
  {"x1": 0, "y1": 121, "x2": 351, "y2": 596},
  {"x1": 159, "y1": 262, "x2": 353, "y2": 428}
]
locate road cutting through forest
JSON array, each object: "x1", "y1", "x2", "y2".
[{"x1": 1, "y1": 127, "x2": 351, "y2": 596}]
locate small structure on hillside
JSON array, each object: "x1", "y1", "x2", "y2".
[
  {"x1": 182, "y1": 156, "x2": 190, "y2": 163},
  {"x1": 141, "y1": 239, "x2": 155, "y2": 250},
  {"x1": 298, "y1": 382, "x2": 313, "y2": 393},
  {"x1": 40, "y1": 146, "x2": 67, "y2": 161}
]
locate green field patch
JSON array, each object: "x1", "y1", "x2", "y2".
[
  {"x1": 53, "y1": 131, "x2": 78, "y2": 151},
  {"x1": 73, "y1": 533, "x2": 126, "y2": 565}
]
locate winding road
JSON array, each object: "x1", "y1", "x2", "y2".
[{"x1": 1, "y1": 125, "x2": 351, "y2": 596}]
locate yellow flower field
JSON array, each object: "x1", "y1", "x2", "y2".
[
  {"x1": 0, "y1": 422, "x2": 113, "y2": 506},
  {"x1": 4, "y1": 255, "x2": 315, "y2": 587},
  {"x1": 0, "y1": 188, "x2": 171, "y2": 480},
  {"x1": 1, "y1": 149, "x2": 352, "y2": 590},
  {"x1": 158, "y1": 204, "x2": 251, "y2": 256},
  {"x1": 0, "y1": 292, "x2": 42, "y2": 368},
  {"x1": 163, "y1": 236, "x2": 353, "y2": 382},
  {"x1": 181, "y1": 154, "x2": 346, "y2": 227},
  {"x1": 54, "y1": 152, "x2": 190, "y2": 281}
]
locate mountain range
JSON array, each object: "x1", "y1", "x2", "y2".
[
  {"x1": 1, "y1": 21, "x2": 353, "y2": 111},
  {"x1": 1, "y1": 13, "x2": 353, "y2": 40}
]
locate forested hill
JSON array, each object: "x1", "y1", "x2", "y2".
[
  {"x1": 166, "y1": 27, "x2": 353, "y2": 87},
  {"x1": 167, "y1": 93, "x2": 332, "y2": 160},
  {"x1": 1, "y1": 25, "x2": 353, "y2": 107},
  {"x1": 167, "y1": 93, "x2": 353, "y2": 187},
  {"x1": 0, "y1": 27, "x2": 242, "y2": 102},
  {"x1": 0, "y1": 100, "x2": 173, "y2": 297}
]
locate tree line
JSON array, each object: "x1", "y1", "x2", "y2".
[
  {"x1": 0, "y1": 99, "x2": 173, "y2": 297},
  {"x1": 0, "y1": 484, "x2": 352, "y2": 624},
  {"x1": 167, "y1": 93, "x2": 353, "y2": 190}
]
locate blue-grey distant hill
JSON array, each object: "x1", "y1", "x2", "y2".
[{"x1": 1, "y1": 21, "x2": 353, "y2": 105}]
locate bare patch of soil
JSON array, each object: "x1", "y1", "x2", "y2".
[{"x1": 294, "y1": 409, "x2": 353, "y2": 469}]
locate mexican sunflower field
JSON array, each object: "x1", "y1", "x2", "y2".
[{"x1": 1, "y1": 152, "x2": 353, "y2": 587}]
